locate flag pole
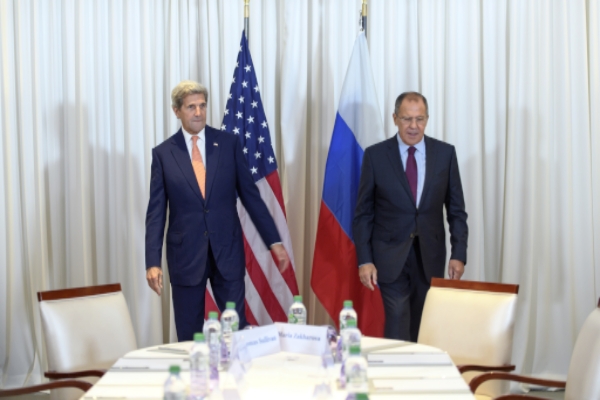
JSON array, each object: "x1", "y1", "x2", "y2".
[
  {"x1": 244, "y1": 0, "x2": 250, "y2": 44},
  {"x1": 362, "y1": 0, "x2": 368, "y2": 38}
]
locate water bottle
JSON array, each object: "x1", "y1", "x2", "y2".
[
  {"x1": 344, "y1": 344, "x2": 368, "y2": 395},
  {"x1": 340, "y1": 319, "x2": 361, "y2": 388},
  {"x1": 288, "y1": 295, "x2": 307, "y2": 325},
  {"x1": 203, "y1": 311, "x2": 221, "y2": 391},
  {"x1": 339, "y1": 300, "x2": 357, "y2": 331},
  {"x1": 189, "y1": 333, "x2": 209, "y2": 400},
  {"x1": 163, "y1": 365, "x2": 186, "y2": 400},
  {"x1": 220, "y1": 301, "x2": 239, "y2": 368}
]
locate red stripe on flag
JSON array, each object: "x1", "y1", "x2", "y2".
[
  {"x1": 264, "y1": 171, "x2": 300, "y2": 296},
  {"x1": 244, "y1": 300, "x2": 258, "y2": 326},
  {"x1": 204, "y1": 291, "x2": 220, "y2": 319},
  {"x1": 311, "y1": 201, "x2": 384, "y2": 337},
  {"x1": 265, "y1": 171, "x2": 286, "y2": 218},
  {"x1": 243, "y1": 235, "x2": 288, "y2": 323}
]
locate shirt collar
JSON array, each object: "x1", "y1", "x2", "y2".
[
  {"x1": 397, "y1": 133, "x2": 425, "y2": 154},
  {"x1": 182, "y1": 127, "x2": 205, "y2": 143}
]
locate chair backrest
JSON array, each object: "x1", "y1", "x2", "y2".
[
  {"x1": 418, "y1": 278, "x2": 519, "y2": 399},
  {"x1": 38, "y1": 283, "x2": 138, "y2": 373},
  {"x1": 565, "y1": 298, "x2": 600, "y2": 400}
]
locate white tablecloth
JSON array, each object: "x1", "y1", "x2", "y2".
[{"x1": 80, "y1": 336, "x2": 475, "y2": 399}]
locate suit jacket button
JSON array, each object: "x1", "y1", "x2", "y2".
[
  {"x1": 410, "y1": 233, "x2": 415, "y2": 239},
  {"x1": 205, "y1": 209, "x2": 209, "y2": 213},
  {"x1": 204, "y1": 231, "x2": 208, "y2": 236}
]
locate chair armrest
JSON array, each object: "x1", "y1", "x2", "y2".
[
  {"x1": 495, "y1": 395, "x2": 559, "y2": 400},
  {"x1": 45, "y1": 369, "x2": 106, "y2": 379},
  {"x1": 469, "y1": 371, "x2": 566, "y2": 393},
  {"x1": 0, "y1": 379, "x2": 92, "y2": 397},
  {"x1": 458, "y1": 364, "x2": 516, "y2": 373}
]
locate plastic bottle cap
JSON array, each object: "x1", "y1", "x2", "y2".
[
  {"x1": 343, "y1": 300, "x2": 353, "y2": 307},
  {"x1": 349, "y1": 344, "x2": 361, "y2": 355},
  {"x1": 208, "y1": 311, "x2": 219, "y2": 319},
  {"x1": 226, "y1": 302, "x2": 236, "y2": 309},
  {"x1": 169, "y1": 365, "x2": 181, "y2": 374},
  {"x1": 346, "y1": 319, "x2": 357, "y2": 328},
  {"x1": 193, "y1": 332, "x2": 205, "y2": 342},
  {"x1": 294, "y1": 295, "x2": 303, "y2": 302}
]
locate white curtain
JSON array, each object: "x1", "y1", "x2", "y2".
[{"x1": 1, "y1": 0, "x2": 598, "y2": 389}]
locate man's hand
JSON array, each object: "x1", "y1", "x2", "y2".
[
  {"x1": 146, "y1": 266, "x2": 163, "y2": 295},
  {"x1": 270, "y1": 244, "x2": 290, "y2": 273},
  {"x1": 448, "y1": 259, "x2": 465, "y2": 280},
  {"x1": 359, "y1": 263, "x2": 378, "y2": 291}
]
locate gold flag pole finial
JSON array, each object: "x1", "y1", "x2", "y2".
[
  {"x1": 244, "y1": 0, "x2": 250, "y2": 44},
  {"x1": 362, "y1": 0, "x2": 368, "y2": 38}
]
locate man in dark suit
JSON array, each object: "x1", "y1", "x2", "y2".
[
  {"x1": 145, "y1": 81, "x2": 290, "y2": 341},
  {"x1": 353, "y1": 92, "x2": 468, "y2": 341}
]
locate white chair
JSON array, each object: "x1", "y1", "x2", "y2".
[
  {"x1": 418, "y1": 277, "x2": 519, "y2": 400},
  {"x1": 470, "y1": 297, "x2": 600, "y2": 400},
  {"x1": 38, "y1": 283, "x2": 138, "y2": 400}
]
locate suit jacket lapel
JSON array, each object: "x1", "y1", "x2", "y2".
[
  {"x1": 204, "y1": 126, "x2": 221, "y2": 203},
  {"x1": 385, "y1": 136, "x2": 416, "y2": 206},
  {"x1": 419, "y1": 135, "x2": 438, "y2": 207},
  {"x1": 170, "y1": 128, "x2": 204, "y2": 202}
]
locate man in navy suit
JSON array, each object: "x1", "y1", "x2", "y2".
[
  {"x1": 145, "y1": 81, "x2": 290, "y2": 341},
  {"x1": 353, "y1": 92, "x2": 468, "y2": 341}
]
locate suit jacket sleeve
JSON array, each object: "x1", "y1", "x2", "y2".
[
  {"x1": 233, "y1": 135, "x2": 281, "y2": 248},
  {"x1": 145, "y1": 148, "x2": 167, "y2": 268},
  {"x1": 445, "y1": 147, "x2": 468, "y2": 264},
  {"x1": 353, "y1": 148, "x2": 376, "y2": 266}
]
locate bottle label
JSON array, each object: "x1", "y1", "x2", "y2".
[{"x1": 288, "y1": 313, "x2": 298, "y2": 324}]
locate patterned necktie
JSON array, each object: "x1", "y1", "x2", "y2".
[
  {"x1": 191, "y1": 135, "x2": 206, "y2": 198},
  {"x1": 406, "y1": 146, "x2": 417, "y2": 203}
]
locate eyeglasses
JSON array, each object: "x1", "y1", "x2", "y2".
[{"x1": 399, "y1": 116, "x2": 428, "y2": 125}]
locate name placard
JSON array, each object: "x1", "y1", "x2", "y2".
[
  {"x1": 275, "y1": 323, "x2": 329, "y2": 356},
  {"x1": 231, "y1": 325, "x2": 281, "y2": 360}
]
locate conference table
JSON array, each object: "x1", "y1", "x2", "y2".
[{"x1": 80, "y1": 335, "x2": 476, "y2": 399}]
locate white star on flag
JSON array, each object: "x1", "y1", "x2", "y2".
[
  {"x1": 258, "y1": 136, "x2": 265, "y2": 143},
  {"x1": 251, "y1": 101, "x2": 258, "y2": 108},
  {"x1": 236, "y1": 111, "x2": 243, "y2": 119},
  {"x1": 238, "y1": 96, "x2": 244, "y2": 103},
  {"x1": 233, "y1": 127, "x2": 240, "y2": 134},
  {"x1": 245, "y1": 65, "x2": 252, "y2": 72},
  {"x1": 243, "y1": 147, "x2": 248, "y2": 154},
  {"x1": 247, "y1": 116, "x2": 254, "y2": 124},
  {"x1": 254, "y1": 151, "x2": 261, "y2": 159},
  {"x1": 245, "y1": 132, "x2": 251, "y2": 139},
  {"x1": 268, "y1": 156, "x2": 274, "y2": 164},
  {"x1": 254, "y1": 85, "x2": 259, "y2": 92},
  {"x1": 224, "y1": 109, "x2": 229, "y2": 115},
  {"x1": 250, "y1": 166, "x2": 258, "y2": 174},
  {"x1": 221, "y1": 124, "x2": 226, "y2": 131},
  {"x1": 261, "y1": 121, "x2": 268, "y2": 128},
  {"x1": 242, "y1": 81, "x2": 248, "y2": 88}
]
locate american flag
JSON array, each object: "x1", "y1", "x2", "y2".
[{"x1": 204, "y1": 31, "x2": 299, "y2": 325}]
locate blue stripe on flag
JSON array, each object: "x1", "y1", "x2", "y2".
[{"x1": 321, "y1": 113, "x2": 364, "y2": 241}]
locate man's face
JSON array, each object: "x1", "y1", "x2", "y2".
[
  {"x1": 173, "y1": 93, "x2": 207, "y2": 134},
  {"x1": 393, "y1": 98, "x2": 428, "y2": 146}
]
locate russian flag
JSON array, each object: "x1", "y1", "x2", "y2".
[{"x1": 311, "y1": 32, "x2": 386, "y2": 337}]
